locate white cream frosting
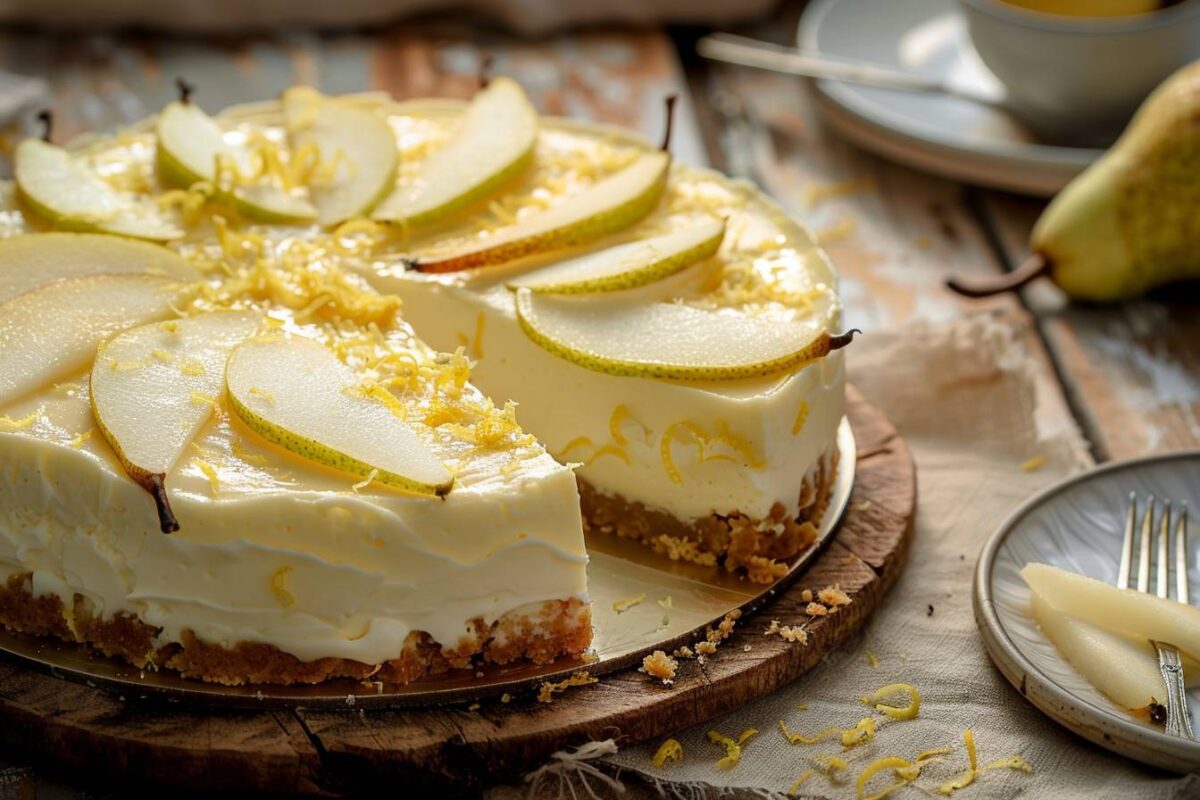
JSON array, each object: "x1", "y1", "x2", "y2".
[{"x1": 0, "y1": 376, "x2": 587, "y2": 663}]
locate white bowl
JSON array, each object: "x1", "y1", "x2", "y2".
[{"x1": 959, "y1": 0, "x2": 1200, "y2": 143}]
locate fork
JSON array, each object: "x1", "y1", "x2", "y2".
[{"x1": 1119, "y1": 493, "x2": 1195, "y2": 739}]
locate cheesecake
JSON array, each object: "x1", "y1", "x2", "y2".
[{"x1": 0, "y1": 79, "x2": 845, "y2": 685}]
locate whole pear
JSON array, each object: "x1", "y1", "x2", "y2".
[{"x1": 949, "y1": 59, "x2": 1200, "y2": 302}]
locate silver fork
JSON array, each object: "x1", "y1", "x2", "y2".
[{"x1": 1119, "y1": 493, "x2": 1195, "y2": 739}]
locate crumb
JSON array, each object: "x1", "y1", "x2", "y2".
[
  {"x1": 806, "y1": 602, "x2": 829, "y2": 616},
  {"x1": 818, "y1": 585, "x2": 851, "y2": 607},
  {"x1": 537, "y1": 670, "x2": 597, "y2": 703},
  {"x1": 764, "y1": 619, "x2": 809, "y2": 644},
  {"x1": 853, "y1": 499, "x2": 873, "y2": 511},
  {"x1": 743, "y1": 644, "x2": 752, "y2": 652},
  {"x1": 673, "y1": 645, "x2": 694, "y2": 659},
  {"x1": 641, "y1": 650, "x2": 679, "y2": 685},
  {"x1": 696, "y1": 640, "x2": 717, "y2": 655},
  {"x1": 345, "y1": 694, "x2": 356, "y2": 707},
  {"x1": 501, "y1": 693, "x2": 511, "y2": 703},
  {"x1": 612, "y1": 592, "x2": 646, "y2": 613},
  {"x1": 801, "y1": 589, "x2": 814, "y2": 603},
  {"x1": 928, "y1": 604, "x2": 935, "y2": 616},
  {"x1": 1020, "y1": 455, "x2": 1045, "y2": 472}
]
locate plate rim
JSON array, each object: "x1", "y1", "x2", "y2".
[
  {"x1": 973, "y1": 448, "x2": 1200, "y2": 772},
  {"x1": 796, "y1": 0, "x2": 1105, "y2": 196}
]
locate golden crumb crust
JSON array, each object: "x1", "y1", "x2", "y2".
[
  {"x1": 0, "y1": 574, "x2": 590, "y2": 686},
  {"x1": 580, "y1": 446, "x2": 838, "y2": 582}
]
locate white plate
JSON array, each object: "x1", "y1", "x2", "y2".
[
  {"x1": 975, "y1": 451, "x2": 1200, "y2": 773},
  {"x1": 797, "y1": 0, "x2": 1104, "y2": 196}
]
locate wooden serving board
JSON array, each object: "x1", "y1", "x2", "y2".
[{"x1": 0, "y1": 387, "x2": 915, "y2": 796}]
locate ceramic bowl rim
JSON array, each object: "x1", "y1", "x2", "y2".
[{"x1": 959, "y1": 0, "x2": 1200, "y2": 35}]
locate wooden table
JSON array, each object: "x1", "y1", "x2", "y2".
[{"x1": 0, "y1": 2, "x2": 1196, "y2": 796}]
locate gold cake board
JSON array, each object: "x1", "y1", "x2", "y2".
[{"x1": 0, "y1": 386, "x2": 916, "y2": 795}]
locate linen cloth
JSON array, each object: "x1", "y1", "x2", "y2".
[{"x1": 547, "y1": 310, "x2": 1198, "y2": 800}]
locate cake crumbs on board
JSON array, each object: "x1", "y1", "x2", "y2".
[
  {"x1": 536, "y1": 670, "x2": 597, "y2": 703},
  {"x1": 641, "y1": 650, "x2": 678, "y2": 685}
]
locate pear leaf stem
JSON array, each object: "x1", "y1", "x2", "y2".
[
  {"x1": 176, "y1": 77, "x2": 195, "y2": 105},
  {"x1": 36, "y1": 110, "x2": 52, "y2": 143},
  {"x1": 945, "y1": 253, "x2": 1048, "y2": 298},
  {"x1": 149, "y1": 474, "x2": 181, "y2": 534},
  {"x1": 478, "y1": 54, "x2": 494, "y2": 90},
  {"x1": 660, "y1": 94, "x2": 678, "y2": 152},
  {"x1": 829, "y1": 328, "x2": 861, "y2": 352}
]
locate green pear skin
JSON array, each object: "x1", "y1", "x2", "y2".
[{"x1": 1033, "y1": 60, "x2": 1200, "y2": 302}]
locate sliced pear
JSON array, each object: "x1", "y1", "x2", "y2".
[
  {"x1": 15, "y1": 139, "x2": 183, "y2": 241},
  {"x1": 0, "y1": 275, "x2": 182, "y2": 406},
  {"x1": 373, "y1": 77, "x2": 538, "y2": 227},
  {"x1": 514, "y1": 288, "x2": 854, "y2": 381},
  {"x1": 1022, "y1": 563, "x2": 1200, "y2": 661},
  {"x1": 0, "y1": 232, "x2": 199, "y2": 304},
  {"x1": 90, "y1": 312, "x2": 262, "y2": 533},
  {"x1": 412, "y1": 150, "x2": 670, "y2": 274},
  {"x1": 156, "y1": 100, "x2": 317, "y2": 224},
  {"x1": 226, "y1": 337, "x2": 452, "y2": 496},
  {"x1": 509, "y1": 218, "x2": 725, "y2": 294},
  {"x1": 282, "y1": 87, "x2": 398, "y2": 227}
]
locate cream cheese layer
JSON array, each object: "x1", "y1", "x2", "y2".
[{"x1": 0, "y1": 375, "x2": 587, "y2": 663}]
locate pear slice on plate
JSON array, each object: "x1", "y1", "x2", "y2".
[
  {"x1": 90, "y1": 312, "x2": 262, "y2": 533},
  {"x1": 509, "y1": 218, "x2": 725, "y2": 294},
  {"x1": 156, "y1": 100, "x2": 318, "y2": 224},
  {"x1": 15, "y1": 139, "x2": 183, "y2": 241},
  {"x1": 514, "y1": 288, "x2": 855, "y2": 381},
  {"x1": 412, "y1": 150, "x2": 670, "y2": 274},
  {"x1": 0, "y1": 274, "x2": 182, "y2": 406},
  {"x1": 226, "y1": 337, "x2": 453, "y2": 496},
  {"x1": 282, "y1": 87, "x2": 398, "y2": 227},
  {"x1": 1022, "y1": 563, "x2": 1200, "y2": 661},
  {"x1": 373, "y1": 76, "x2": 538, "y2": 227},
  {"x1": 0, "y1": 232, "x2": 199, "y2": 305}
]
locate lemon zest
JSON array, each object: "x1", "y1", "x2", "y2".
[
  {"x1": 983, "y1": 755, "x2": 1033, "y2": 774},
  {"x1": 938, "y1": 730, "x2": 978, "y2": 796},
  {"x1": 555, "y1": 436, "x2": 630, "y2": 467},
  {"x1": 841, "y1": 717, "x2": 877, "y2": 748},
  {"x1": 189, "y1": 390, "x2": 218, "y2": 407},
  {"x1": 536, "y1": 670, "x2": 597, "y2": 703},
  {"x1": 0, "y1": 411, "x2": 38, "y2": 431},
  {"x1": 230, "y1": 438, "x2": 270, "y2": 467},
  {"x1": 778, "y1": 720, "x2": 842, "y2": 745},
  {"x1": 612, "y1": 593, "x2": 646, "y2": 613},
  {"x1": 787, "y1": 770, "x2": 815, "y2": 797},
  {"x1": 1020, "y1": 455, "x2": 1045, "y2": 472},
  {"x1": 151, "y1": 348, "x2": 174, "y2": 364},
  {"x1": 68, "y1": 429, "x2": 93, "y2": 449},
  {"x1": 707, "y1": 728, "x2": 756, "y2": 770},
  {"x1": 866, "y1": 649, "x2": 879, "y2": 668},
  {"x1": 269, "y1": 565, "x2": 295, "y2": 608},
  {"x1": 860, "y1": 683, "x2": 922, "y2": 720},
  {"x1": 651, "y1": 738, "x2": 683, "y2": 768},
  {"x1": 856, "y1": 756, "x2": 916, "y2": 800},
  {"x1": 791, "y1": 400, "x2": 810, "y2": 435},
  {"x1": 916, "y1": 747, "x2": 953, "y2": 763},
  {"x1": 817, "y1": 755, "x2": 850, "y2": 784},
  {"x1": 248, "y1": 386, "x2": 275, "y2": 404},
  {"x1": 179, "y1": 359, "x2": 207, "y2": 377},
  {"x1": 192, "y1": 458, "x2": 220, "y2": 495}
]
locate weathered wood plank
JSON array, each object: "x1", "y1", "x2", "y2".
[{"x1": 979, "y1": 191, "x2": 1200, "y2": 460}]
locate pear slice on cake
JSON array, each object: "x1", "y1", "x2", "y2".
[
  {"x1": 412, "y1": 150, "x2": 670, "y2": 274},
  {"x1": 90, "y1": 312, "x2": 262, "y2": 533},
  {"x1": 15, "y1": 139, "x2": 183, "y2": 241},
  {"x1": 514, "y1": 288, "x2": 856, "y2": 381},
  {"x1": 156, "y1": 98, "x2": 318, "y2": 224},
  {"x1": 373, "y1": 76, "x2": 538, "y2": 227},
  {"x1": 509, "y1": 218, "x2": 725, "y2": 294},
  {"x1": 0, "y1": 232, "x2": 199, "y2": 304},
  {"x1": 226, "y1": 337, "x2": 453, "y2": 497},
  {"x1": 0, "y1": 275, "x2": 182, "y2": 406},
  {"x1": 282, "y1": 87, "x2": 398, "y2": 227}
]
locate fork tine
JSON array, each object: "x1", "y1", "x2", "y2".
[
  {"x1": 1157, "y1": 500, "x2": 1171, "y2": 599},
  {"x1": 1138, "y1": 496, "x2": 1154, "y2": 593},
  {"x1": 1119, "y1": 492, "x2": 1136, "y2": 589},
  {"x1": 1177, "y1": 502, "x2": 1190, "y2": 605}
]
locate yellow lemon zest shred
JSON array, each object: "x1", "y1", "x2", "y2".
[
  {"x1": 269, "y1": 565, "x2": 295, "y2": 608},
  {"x1": 787, "y1": 770, "x2": 815, "y2": 797},
  {"x1": 779, "y1": 720, "x2": 842, "y2": 745},
  {"x1": 791, "y1": 400, "x2": 810, "y2": 435},
  {"x1": 192, "y1": 458, "x2": 220, "y2": 495},
  {"x1": 938, "y1": 730, "x2": 978, "y2": 796},
  {"x1": 707, "y1": 728, "x2": 756, "y2": 770},
  {"x1": 856, "y1": 756, "x2": 917, "y2": 800},
  {"x1": 68, "y1": 429, "x2": 93, "y2": 449},
  {"x1": 612, "y1": 593, "x2": 646, "y2": 613},
  {"x1": 189, "y1": 390, "x2": 218, "y2": 407},
  {"x1": 1020, "y1": 455, "x2": 1046, "y2": 472},
  {"x1": 841, "y1": 716, "x2": 877, "y2": 748},
  {"x1": 0, "y1": 411, "x2": 38, "y2": 431},
  {"x1": 860, "y1": 683, "x2": 922, "y2": 720},
  {"x1": 651, "y1": 738, "x2": 683, "y2": 768},
  {"x1": 817, "y1": 755, "x2": 850, "y2": 784}
]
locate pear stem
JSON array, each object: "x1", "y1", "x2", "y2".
[
  {"x1": 829, "y1": 328, "x2": 861, "y2": 352},
  {"x1": 478, "y1": 54, "x2": 494, "y2": 90},
  {"x1": 660, "y1": 94, "x2": 678, "y2": 152},
  {"x1": 149, "y1": 474, "x2": 181, "y2": 534},
  {"x1": 176, "y1": 77, "x2": 195, "y2": 105},
  {"x1": 945, "y1": 254, "x2": 1048, "y2": 298},
  {"x1": 36, "y1": 110, "x2": 52, "y2": 143}
]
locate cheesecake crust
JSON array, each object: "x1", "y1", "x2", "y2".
[
  {"x1": 0, "y1": 574, "x2": 591, "y2": 686},
  {"x1": 580, "y1": 445, "x2": 838, "y2": 583}
]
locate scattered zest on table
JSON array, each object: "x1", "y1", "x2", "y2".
[
  {"x1": 651, "y1": 738, "x2": 683, "y2": 768},
  {"x1": 707, "y1": 728, "x2": 757, "y2": 770}
]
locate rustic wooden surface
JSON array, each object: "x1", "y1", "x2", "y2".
[
  {"x1": 0, "y1": 388, "x2": 914, "y2": 797},
  {"x1": 0, "y1": 0, "x2": 1196, "y2": 795}
]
